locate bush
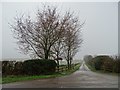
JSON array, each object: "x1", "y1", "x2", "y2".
[
  {"x1": 93, "y1": 56, "x2": 110, "y2": 70},
  {"x1": 2, "y1": 61, "x2": 15, "y2": 76},
  {"x1": 2, "y1": 59, "x2": 57, "y2": 76},
  {"x1": 85, "y1": 55, "x2": 120, "y2": 73},
  {"x1": 13, "y1": 62, "x2": 24, "y2": 75},
  {"x1": 22, "y1": 59, "x2": 57, "y2": 75},
  {"x1": 102, "y1": 58, "x2": 114, "y2": 72},
  {"x1": 112, "y1": 60, "x2": 120, "y2": 73}
]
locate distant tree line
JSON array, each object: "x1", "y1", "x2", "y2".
[
  {"x1": 10, "y1": 5, "x2": 84, "y2": 69},
  {"x1": 84, "y1": 55, "x2": 120, "y2": 73}
]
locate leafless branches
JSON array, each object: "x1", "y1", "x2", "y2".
[{"x1": 11, "y1": 5, "x2": 84, "y2": 69}]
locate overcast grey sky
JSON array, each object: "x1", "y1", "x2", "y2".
[{"x1": 1, "y1": 2, "x2": 118, "y2": 60}]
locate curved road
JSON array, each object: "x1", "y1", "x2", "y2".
[{"x1": 3, "y1": 61, "x2": 118, "y2": 88}]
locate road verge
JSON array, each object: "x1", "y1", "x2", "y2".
[{"x1": 2, "y1": 63, "x2": 81, "y2": 84}]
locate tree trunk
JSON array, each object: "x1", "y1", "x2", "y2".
[
  {"x1": 67, "y1": 49, "x2": 70, "y2": 69},
  {"x1": 56, "y1": 60, "x2": 59, "y2": 72},
  {"x1": 56, "y1": 51, "x2": 59, "y2": 71},
  {"x1": 70, "y1": 59, "x2": 72, "y2": 69},
  {"x1": 67, "y1": 60, "x2": 70, "y2": 69},
  {"x1": 45, "y1": 50, "x2": 49, "y2": 59}
]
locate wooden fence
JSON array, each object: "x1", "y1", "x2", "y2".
[{"x1": 55, "y1": 64, "x2": 75, "y2": 72}]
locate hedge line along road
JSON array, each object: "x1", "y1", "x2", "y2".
[{"x1": 3, "y1": 61, "x2": 118, "y2": 88}]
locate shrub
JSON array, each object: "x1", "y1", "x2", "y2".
[
  {"x1": 85, "y1": 55, "x2": 120, "y2": 73},
  {"x1": 113, "y1": 60, "x2": 120, "y2": 73},
  {"x1": 13, "y1": 62, "x2": 23, "y2": 75},
  {"x1": 2, "y1": 59, "x2": 57, "y2": 76},
  {"x1": 2, "y1": 61, "x2": 15, "y2": 76},
  {"x1": 93, "y1": 56, "x2": 110, "y2": 70},
  {"x1": 102, "y1": 58, "x2": 114, "y2": 72},
  {"x1": 22, "y1": 59, "x2": 57, "y2": 75}
]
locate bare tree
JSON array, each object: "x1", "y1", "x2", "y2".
[
  {"x1": 63, "y1": 12, "x2": 84, "y2": 69},
  {"x1": 11, "y1": 5, "x2": 65, "y2": 59},
  {"x1": 51, "y1": 38, "x2": 65, "y2": 70},
  {"x1": 11, "y1": 5, "x2": 84, "y2": 64}
]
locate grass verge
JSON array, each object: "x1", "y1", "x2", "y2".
[
  {"x1": 2, "y1": 63, "x2": 81, "y2": 84},
  {"x1": 85, "y1": 63, "x2": 96, "y2": 72}
]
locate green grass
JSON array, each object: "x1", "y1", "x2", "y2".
[
  {"x1": 2, "y1": 63, "x2": 81, "y2": 84},
  {"x1": 59, "y1": 63, "x2": 81, "y2": 75},
  {"x1": 2, "y1": 75, "x2": 57, "y2": 84}
]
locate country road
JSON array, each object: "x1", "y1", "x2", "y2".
[{"x1": 3, "y1": 61, "x2": 118, "y2": 88}]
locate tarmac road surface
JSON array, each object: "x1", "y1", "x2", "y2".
[{"x1": 3, "y1": 61, "x2": 118, "y2": 88}]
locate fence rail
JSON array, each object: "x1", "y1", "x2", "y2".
[{"x1": 55, "y1": 64, "x2": 76, "y2": 72}]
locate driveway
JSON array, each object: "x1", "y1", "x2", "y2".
[{"x1": 3, "y1": 61, "x2": 118, "y2": 88}]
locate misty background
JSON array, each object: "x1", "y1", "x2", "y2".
[{"x1": 1, "y1": 2, "x2": 118, "y2": 60}]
